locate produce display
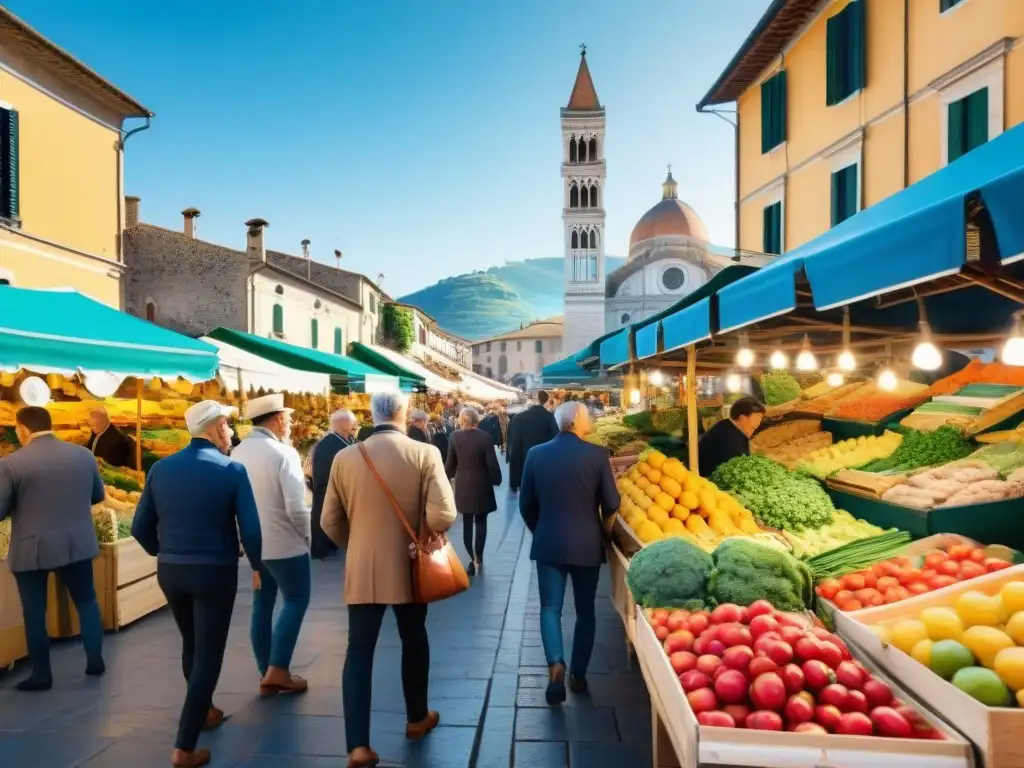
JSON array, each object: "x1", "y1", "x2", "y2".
[
  {"x1": 880, "y1": 460, "x2": 1024, "y2": 510},
  {"x1": 750, "y1": 419, "x2": 833, "y2": 467},
  {"x1": 868, "y1": 577, "x2": 1024, "y2": 707},
  {"x1": 927, "y1": 360, "x2": 1024, "y2": 396},
  {"x1": 797, "y1": 382, "x2": 869, "y2": 416},
  {"x1": 710, "y1": 454, "x2": 835, "y2": 531},
  {"x1": 798, "y1": 432, "x2": 902, "y2": 479},
  {"x1": 967, "y1": 439, "x2": 1024, "y2": 477},
  {"x1": 645, "y1": 600, "x2": 950, "y2": 737},
  {"x1": 817, "y1": 543, "x2": 1013, "y2": 612},
  {"x1": 830, "y1": 391, "x2": 928, "y2": 423},
  {"x1": 584, "y1": 415, "x2": 645, "y2": 455},
  {"x1": 805, "y1": 531, "x2": 912, "y2": 582},
  {"x1": 781, "y1": 511, "x2": 892, "y2": 559},
  {"x1": 617, "y1": 450, "x2": 762, "y2": 547},
  {"x1": 857, "y1": 426, "x2": 974, "y2": 474},
  {"x1": 760, "y1": 371, "x2": 802, "y2": 407}
]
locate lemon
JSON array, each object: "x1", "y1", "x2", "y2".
[
  {"x1": 911, "y1": 639, "x2": 934, "y2": 667},
  {"x1": 1001, "y1": 582, "x2": 1024, "y2": 615},
  {"x1": 1018, "y1": 688, "x2": 1024, "y2": 707},
  {"x1": 662, "y1": 518, "x2": 685, "y2": 536},
  {"x1": 870, "y1": 624, "x2": 893, "y2": 644},
  {"x1": 891, "y1": 619, "x2": 929, "y2": 654},
  {"x1": 637, "y1": 520, "x2": 663, "y2": 544},
  {"x1": 647, "y1": 507, "x2": 669, "y2": 526},
  {"x1": 1006, "y1": 611, "x2": 1024, "y2": 645},
  {"x1": 921, "y1": 607, "x2": 965, "y2": 642},
  {"x1": 994, "y1": 647, "x2": 1024, "y2": 692},
  {"x1": 955, "y1": 591, "x2": 1005, "y2": 628},
  {"x1": 961, "y1": 626, "x2": 1015, "y2": 668}
]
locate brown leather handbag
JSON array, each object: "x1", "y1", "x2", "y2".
[{"x1": 358, "y1": 443, "x2": 469, "y2": 603}]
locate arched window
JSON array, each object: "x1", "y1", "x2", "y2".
[
  {"x1": 589, "y1": 229, "x2": 597, "y2": 249},
  {"x1": 274, "y1": 284, "x2": 284, "y2": 295},
  {"x1": 272, "y1": 303, "x2": 284, "y2": 336},
  {"x1": 571, "y1": 230, "x2": 579, "y2": 249},
  {"x1": 310, "y1": 318, "x2": 319, "y2": 349},
  {"x1": 590, "y1": 185, "x2": 599, "y2": 207},
  {"x1": 334, "y1": 327, "x2": 343, "y2": 354},
  {"x1": 569, "y1": 184, "x2": 579, "y2": 208},
  {"x1": 145, "y1": 300, "x2": 156, "y2": 323},
  {"x1": 314, "y1": 299, "x2": 322, "y2": 310},
  {"x1": 589, "y1": 137, "x2": 597, "y2": 159},
  {"x1": 580, "y1": 185, "x2": 589, "y2": 207},
  {"x1": 621, "y1": 313, "x2": 630, "y2": 325},
  {"x1": 569, "y1": 137, "x2": 577, "y2": 163},
  {"x1": 579, "y1": 139, "x2": 588, "y2": 163}
]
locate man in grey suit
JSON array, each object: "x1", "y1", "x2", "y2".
[{"x1": 0, "y1": 406, "x2": 106, "y2": 691}]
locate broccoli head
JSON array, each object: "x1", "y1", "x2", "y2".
[
  {"x1": 626, "y1": 537, "x2": 713, "y2": 609},
  {"x1": 706, "y1": 538, "x2": 813, "y2": 613}
]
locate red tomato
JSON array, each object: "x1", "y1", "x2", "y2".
[
  {"x1": 947, "y1": 544, "x2": 973, "y2": 561},
  {"x1": 938, "y1": 560, "x2": 961, "y2": 577},
  {"x1": 898, "y1": 567, "x2": 923, "y2": 585},
  {"x1": 876, "y1": 576, "x2": 900, "y2": 591},
  {"x1": 892, "y1": 586, "x2": 911, "y2": 601},
  {"x1": 921, "y1": 568, "x2": 937, "y2": 581},
  {"x1": 882, "y1": 561, "x2": 903, "y2": 578},
  {"x1": 924, "y1": 552, "x2": 947, "y2": 569},
  {"x1": 860, "y1": 571, "x2": 878, "y2": 589},
  {"x1": 871, "y1": 562, "x2": 887, "y2": 578},
  {"x1": 843, "y1": 573, "x2": 866, "y2": 591},
  {"x1": 957, "y1": 561, "x2": 986, "y2": 581},
  {"x1": 844, "y1": 599, "x2": 863, "y2": 611},
  {"x1": 818, "y1": 579, "x2": 843, "y2": 601},
  {"x1": 883, "y1": 587, "x2": 903, "y2": 604},
  {"x1": 833, "y1": 590, "x2": 855, "y2": 608},
  {"x1": 968, "y1": 548, "x2": 985, "y2": 563},
  {"x1": 854, "y1": 588, "x2": 877, "y2": 605},
  {"x1": 907, "y1": 582, "x2": 930, "y2": 595},
  {"x1": 927, "y1": 574, "x2": 958, "y2": 590},
  {"x1": 985, "y1": 558, "x2": 1012, "y2": 572}
]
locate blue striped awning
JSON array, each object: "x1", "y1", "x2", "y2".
[
  {"x1": 599, "y1": 328, "x2": 631, "y2": 367},
  {"x1": 635, "y1": 322, "x2": 659, "y2": 359},
  {"x1": 662, "y1": 297, "x2": 713, "y2": 352}
]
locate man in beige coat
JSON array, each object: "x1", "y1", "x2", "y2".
[{"x1": 322, "y1": 391, "x2": 457, "y2": 768}]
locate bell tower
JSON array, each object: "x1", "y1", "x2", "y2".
[{"x1": 561, "y1": 45, "x2": 607, "y2": 355}]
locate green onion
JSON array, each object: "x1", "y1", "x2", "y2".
[{"x1": 807, "y1": 530, "x2": 913, "y2": 581}]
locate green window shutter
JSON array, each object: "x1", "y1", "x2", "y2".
[
  {"x1": 762, "y1": 202, "x2": 782, "y2": 254},
  {"x1": 940, "y1": 0, "x2": 962, "y2": 11},
  {"x1": 334, "y1": 327, "x2": 343, "y2": 354},
  {"x1": 948, "y1": 97, "x2": 966, "y2": 162},
  {"x1": 849, "y1": 0, "x2": 866, "y2": 94},
  {"x1": 843, "y1": 164, "x2": 858, "y2": 221},
  {"x1": 272, "y1": 304, "x2": 284, "y2": 335},
  {"x1": 761, "y1": 72, "x2": 788, "y2": 153},
  {"x1": 826, "y1": 13, "x2": 840, "y2": 105},
  {"x1": 965, "y1": 87, "x2": 989, "y2": 153},
  {"x1": 311, "y1": 318, "x2": 319, "y2": 349},
  {"x1": 830, "y1": 170, "x2": 842, "y2": 227},
  {"x1": 777, "y1": 70, "x2": 787, "y2": 145},
  {"x1": 0, "y1": 108, "x2": 19, "y2": 222},
  {"x1": 760, "y1": 77, "x2": 772, "y2": 153}
]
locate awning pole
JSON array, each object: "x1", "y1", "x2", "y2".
[
  {"x1": 686, "y1": 345, "x2": 698, "y2": 475},
  {"x1": 135, "y1": 377, "x2": 143, "y2": 475}
]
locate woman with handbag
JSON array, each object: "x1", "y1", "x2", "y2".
[
  {"x1": 321, "y1": 391, "x2": 461, "y2": 768},
  {"x1": 445, "y1": 406, "x2": 502, "y2": 574}
]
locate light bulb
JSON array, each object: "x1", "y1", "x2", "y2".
[
  {"x1": 769, "y1": 350, "x2": 788, "y2": 370},
  {"x1": 796, "y1": 350, "x2": 818, "y2": 371},
  {"x1": 736, "y1": 347, "x2": 755, "y2": 368},
  {"x1": 826, "y1": 371, "x2": 844, "y2": 388},
  {"x1": 911, "y1": 341, "x2": 942, "y2": 371},
  {"x1": 725, "y1": 373, "x2": 742, "y2": 393},
  {"x1": 648, "y1": 370, "x2": 664, "y2": 386},
  {"x1": 19, "y1": 376, "x2": 51, "y2": 406},
  {"x1": 877, "y1": 368, "x2": 898, "y2": 392},
  {"x1": 837, "y1": 350, "x2": 857, "y2": 372},
  {"x1": 1003, "y1": 337, "x2": 1024, "y2": 367},
  {"x1": 629, "y1": 388, "x2": 641, "y2": 405}
]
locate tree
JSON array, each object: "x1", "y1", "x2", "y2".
[{"x1": 381, "y1": 304, "x2": 415, "y2": 353}]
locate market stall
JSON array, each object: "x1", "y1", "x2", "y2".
[
  {"x1": 0, "y1": 286, "x2": 220, "y2": 665},
  {"x1": 203, "y1": 335, "x2": 333, "y2": 395}
]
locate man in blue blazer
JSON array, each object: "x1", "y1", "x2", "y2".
[{"x1": 519, "y1": 401, "x2": 620, "y2": 706}]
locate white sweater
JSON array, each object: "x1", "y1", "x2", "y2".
[{"x1": 231, "y1": 428, "x2": 311, "y2": 561}]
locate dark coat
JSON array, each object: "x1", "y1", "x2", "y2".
[
  {"x1": 310, "y1": 432, "x2": 350, "y2": 558},
  {"x1": 508, "y1": 405, "x2": 558, "y2": 490},
  {"x1": 480, "y1": 415, "x2": 503, "y2": 448},
  {"x1": 407, "y1": 425, "x2": 429, "y2": 443},
  {"x1": 87, "y1": 425, "x2": 136, "y2": 469},
  {"x1": 519, "y1": 432, "x2": 620, "y2": 567},
  {"x1": 445, "y1": 428, "x2": 502, "y2": 516},
  {"x1": 431, "y1": 430, "x2": 450, "y2": 462}
]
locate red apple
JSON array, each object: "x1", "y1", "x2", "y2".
[
  {"x1": 687, "y1": 613, "x2": 710, "y2": 635},
  {"x1": 687, "y1": 687, "x2": 718, "y2": 714},
  {"x1": 697, "y1": 711, "x2": 736, "y2": 728},
  {"x1": 844, "y1": 690, "x2": 869, "y2": 713},
  {"x1": 802, "y1": 660, "x2": 836, "y2": 691},
  {"x1": 862, "y1": 678, "x2": 893, "y2": 708},
  {"x1": 723, "y1": 704, "x2": 751, "y2": 728},
  {"x1": 679, "y1": 669, "x2": 711, "y2": 693},
  {"x1": 666, "y1": 610, "x2": 691, "y2": 632},
  {"x1": 664, "y1": 630, "x2": 695, "y2": 655},
  {"x1": 749, "y1": 614, "x2": 781, "y2": 639},
  {"x1": 835, "y1": 661, "x2": 865, "y2": 691},
  {"x1": 714, "y1": 669, "x2": 749, "y2": 705},
  {"x1": 696, "y1": 655, "x2": 723, "y2": 677},
  {"x1": 814, "y1": 704, "x2": 842, "y2": 731},
  {"x1": 747, "y1": 656, "x2": 778, "y2": 679},
  {"x1": 793, "y1": 722, "x2": 828, "y2": 734},
  {"x1": 871, "y1": 706, "x2": 911, "y2": 738},
  {"x1": 711, "y1": 604, "x2": 744, "y2": 624},
  {"x1": 819, "y1": 684, "x2": 849, "y2": 710},
  {"x1": 718, "y1": 623, "x2": 753, "y2": 648},
  {"x1": 670, "y1": 651, "x2": 697, "y2": 675},
  {"x1": 746, "y1": 710, "x2": 783, "y2": 731},
  {"x1": 749, "y1": 672, "x2": 787, "y2": 711},
  {"x1": 745, "y1": 600, "x2": 774, "y2": 621},
  {"x1": 722, "y1": 645, "x2": 755, "y2": 671},
  {"x1": 784, "y1": 693, "x2": 814, "y2": 724},
  {"x1": 836, "y1": 712, "x2": 873, "y2": 736},
  {"x1": 757, "y1": 638, "x2": 794, "y2": 667},
  {"x1": 707, "y1": 640, "x2": 727, "y2": 658},
  {"x1": 780, "y1": 625, "x2": 804, "y2": 646},
  {"x1": 655, "y1": 625, "x2": 670, "y2": 641},
  {"x1": 650, "y1": 608, "x2": 670, "y2": 626}
]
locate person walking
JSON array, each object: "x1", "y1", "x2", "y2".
[
  {"x1": 231, "y1": 394, "x2": 312, "y2": 696},
  {"x1": 479, "y1": 408, "x2": 503, "y2": 451},
  {"x1": 519, "y1": 401, "x2": 620, "y2": 706},
  {"x1": 321, "y1": 392, "x2": 457, "y2": 768},
  {"x1": 445, "y1": 407, "x2": 502, "y2": 575},
  {"x1": 309, "y1": 410, "x2": 358, "y2": 560},
  {"x1": 0, "y1": 406, "x2": 106, "y2": 691},
  {"x1": 131, "y1": 401, "x2": 262, "y2": 768},
  {"x1": 507, "y1": 391, "x2": 558, "y2": 492},
  {"x1": 406, "y1": 409, "x2": 430, "y2": 443},
  {"x1": 429, "y1": 417, "x2": 450, "y2": 461}
]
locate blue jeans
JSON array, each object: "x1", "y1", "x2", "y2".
[
  {"x1": 250, "y1": 554, "x2": 311, "y2": 675},
  {"x1": 14, "y1": 558, "x2": 103, "y2": 682},
  {"x1": 535, "y1": 562, "x2": 601, "y2": 677}
]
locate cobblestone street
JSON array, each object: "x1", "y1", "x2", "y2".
[{"x1": 0, "y1": 484, "x2": 651, "y2": 767}]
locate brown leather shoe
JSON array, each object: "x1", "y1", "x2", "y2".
[
  {"x1": 259, "y1": 673, "x2": 308, "y2": 697},
  {"x1": 171, "y1": 748, "x2": 211, "y2": 767},
  {"x1": 202, "y1": 707, "x2": 225, "y2": 731},
  {"x1": 405, "y1": 710, "x2": 440, "y2": 740},
  {"x1": 346, "y1": 747, "x2": 380, "y2": 767},
  {"x1": 546, "y1": 662, "x2": 567, "y2": 705}
]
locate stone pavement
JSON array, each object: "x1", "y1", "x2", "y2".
[{"x1": 0, "y1": 485, "x2": 651, "y2": 767}]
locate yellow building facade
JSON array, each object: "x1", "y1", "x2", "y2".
[
  {"x1": 699, "y1": 0, "x2": 1024, "y2": 257},
  {"x1": 0, "y1": 9, "x2": 150, "y2": 307}
]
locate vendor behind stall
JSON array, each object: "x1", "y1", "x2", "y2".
[
  {"x1": 698, "y1": 397, "x2": 766, "y2": 478},
  {"x1": 86, "y1": 407, "x2": 136, "y2": 469}
]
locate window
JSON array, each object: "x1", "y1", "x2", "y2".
[
  {"x1": 620, "y1": 312, "x2": 630, "y2": 325},
  {"x1": 145, "y1": 300, "x2": 156, "y2": 323},
  {"x1": 0, "y1": 107, "x2": 19, "y2": 222},
  {"x1": 826, "y1": 0, "x2": 866, "y2": 106},
  {"x1": 569, "y1": 137, "x2": 577, "y2": 163},
  {"x1": 830, "y1": 164, "x2": 859, "y2": 227},
  {"x1": 272, "y1": 303, "x2": 284, "y2": 336},
  {"x1": 571, "y1": 252, "x2": 598, "y2": 282},
  {"x1": 948, "y1": 88, "x2": 988, "y2": 162},
  {"x1": 274, "y1": 284, "x2": 284, "y2": 295},
  {"x1": 589, "y1": 229, "x2": 597, "y2": 249},
  {"x1": 486, "y1": 342, "x2": 491, "y2": 352},
  {"x1": 590, "y1": 185, "x2": 599, "y2": 207},
  {"x1": 517, "y1": 340, "x2": 522, "y2": 351},
  {"x1": 334, "y1": 327, "x2": 343, "y2": 354},
  {"x1": 571, "y1": 230, "x2": 579, "y2": 249},
  {"x1": 419, "y1": 326, "x2": 426, "y2": 344},
  {"x1": 589, "y1": 137, "x2": 597, "y2": 159},
  {"x1": 940, "y1": 0, "x2": 964, "y2": 11},
  {"x1": 662, "y1": 267, "x2": 685, "y2": 291},
  {"x1": 580, "y1": 186, "x2": 589, "y2": 207},
  {"x1": 368, "y1": 293, "x2": 376, "y2": 313},
  {"x1": 579, "y1": 139, "x2": 588, "y2": 162},
  {"x1": 760, "y1": 71, "x2": 787, "y2": 153},
  {"x1": 310, "y1": 318, "x2": 319, "y2": 349},
  {"x1": 763, "y1": 201, "x2": 783, "y2": 254},
  {"x1": 500, "y1": 341, "x2": 506, "y2": 352},
  {"x1": 534, "y1": 340, "x2": 543, "y2": 353}
]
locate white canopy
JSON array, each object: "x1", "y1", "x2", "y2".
[
  {"x1": 204, "y1": 336, "x2": 331, "y2": 394},
  {"x1": 365, "y1": 344, "x2": 458, "y2": 394}
]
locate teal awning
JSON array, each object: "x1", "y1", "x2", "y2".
[
  {"x1": 0, "y1": 286, "x2": 218, "y2": 381},
  {"x1": 346, "y1": 342, "x2": 426, "y2": 388},
  {"x1": 635, "y1": 323, "x2": 658, "y2": 359},
  {"x1": 599, "y1": 328, "x2": 631, "y2": 367},
  {"x1": 662, "y1": 297, "x2": 713, "y2": 352},
  {"x1": 208, "y1": 327, "x2": 390, "y2": 380},
  {"x1": 541, "y1": 351, "x2": 593, "y2": 383}
]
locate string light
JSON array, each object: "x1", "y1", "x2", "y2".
[
  {"x1": 769, "y1": 349, "x2": 789, "y2": 370},
  {"x1": 1002, "y1": 314, "x2": 1024, "y2": 366},
  {"x1": 911, "y1": 298, "x2": 942, "y2": 371},
  {"x1": 826, "y1": 371, "x2": 844, "y2": 388},
  {"x1": 735, "y1": 333, "x2": 754, "y2": 369},
  {"x1": 629, "y1": 389, "x2": 641, "y2": 405},
  {"x1": 795, "y1": 336, "x2": 818, "y2": 372},
  {"x1": 877, "y1": 368, "x2": 898, "y2": 392},
  {"x1": 725, "y1": 373, "x2": 742, "y2": 393},
  {"x1": 648, "y1": 370, "x2": 664, "y2": 386}
]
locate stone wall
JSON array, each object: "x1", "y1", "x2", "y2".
[
  {"x1": 266, "y1": 251, "x2": 364, "y2": 306},
  {"x1": 123, "y1": 224, "x2": 249, "y2": 337}
]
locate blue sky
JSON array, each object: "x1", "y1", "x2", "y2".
[{"x1": 10, "y1": 0, "x2": 770, "y2": 296}]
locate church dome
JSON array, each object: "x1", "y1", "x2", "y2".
[{"x1": 628, "y1": 169, "x2": 709, "y2": 255}]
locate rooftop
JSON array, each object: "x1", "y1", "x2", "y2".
[
  {"x1": 473, "y1": 317, "x2": 564, "y2": 345},
  {"x1": 566, "y1": 48, "x2": 601, "y2": 111}
]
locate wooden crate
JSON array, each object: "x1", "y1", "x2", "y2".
[
  {"x1": 607, "y1": 542, "x2": 636, "y2": 645},
  {"x1": 0, "y1": 560, "x2": 26, "y2": 668}
]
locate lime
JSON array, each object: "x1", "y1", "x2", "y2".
[
  {"x1": 951, "y1": 666, "x2": 1012, "y2": 707},
  {"x1": 929, "y1": 640, "x2": 976, "y2": 680}
]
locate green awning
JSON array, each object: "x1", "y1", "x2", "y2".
[
  {"x1": 0, "y1": 286, "x2": 218, "y2": 381},
  {"x1": 347, "y1": 342, "x2": 426, "y2": 385},
  {"x1": 208, "y1": 327, "x2": 390, "y2": 380}
]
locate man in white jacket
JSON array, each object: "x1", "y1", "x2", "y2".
[{"x1": 232, "y1": 394, "x2": 311, "y2": 696}]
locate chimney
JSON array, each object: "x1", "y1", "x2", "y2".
[
  {"x1": 245, "y1": 218, "x2": 269, "y2": 262},
  {"x1": 301, "y1": 239, "x2": 311, "y2": 259},
  {"x1": 334, "y1": 249, "x2": 342, "y2": 269},
  {"x1": 301, "y1": 239, "x2": 311, "y2": 279},
  {"x1": 182, "y1": 207, "x2": 200, "y2": 239},
  {"x1": 125, "y1": 196, "x2": 140, "y2": 228}
]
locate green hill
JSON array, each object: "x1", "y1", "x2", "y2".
[{"x1": 399, "y1": 257, "x2": 624, "y2": 340}]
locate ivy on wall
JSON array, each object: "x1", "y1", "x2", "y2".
[{"x1": 381, "y1": 304, "x2": 415, "y2": 353}]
